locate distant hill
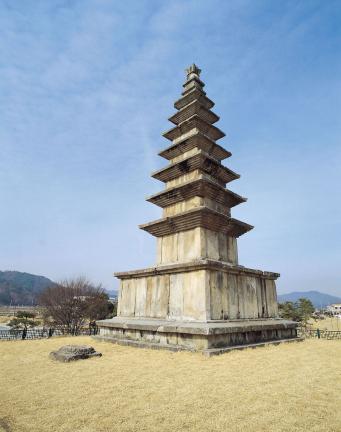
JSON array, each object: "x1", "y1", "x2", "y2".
[
  {"x1": 0, "y1": 271, "x2": 54, "y2": 305},
  {"x1": 278, "y1": 291, "x2": 341, "y2": 309},
  {"x1": 106, "y1": 290, "x2": 118, "y2": 299}
]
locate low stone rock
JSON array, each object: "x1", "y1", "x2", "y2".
[{"x1": 49, "y1": 345, "x2": 102, "y2": 362}]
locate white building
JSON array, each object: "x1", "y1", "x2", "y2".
[{"x1": 327, "y1": 304, "x2": 341, "y2": 316}]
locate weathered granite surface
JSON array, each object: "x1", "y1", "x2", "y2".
[
  {"x1": 49, "y1": 345, "x2": 102, "y2": 362},
  {"x1": 113, "y1": 261, "x2": 279, "y2": 322},
  {"x1": 95, "y1": 317, "x2": 299, "y2": 356},
  {"x1": 95, "y1": 333, "x2": 302, "y2": 357}
]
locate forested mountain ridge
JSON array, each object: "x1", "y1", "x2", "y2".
[
  {"x1": 0, "y1": 271, "x2": 54, "y2": 305},
  {"x1": 278, "y1": 290, "x2": 341, "y2": 308}
]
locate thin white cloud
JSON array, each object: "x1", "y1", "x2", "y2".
[{"x1": 0, "y1": 0, "x2": 340, "y2": 295}]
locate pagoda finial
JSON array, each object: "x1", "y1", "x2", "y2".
[{"x1": 185, "y1": 63, "x2": 201, "y2": 80}]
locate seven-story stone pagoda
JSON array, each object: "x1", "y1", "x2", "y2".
[{"x1": 97, "y1": 64, "x2": 299, "y2": 355}]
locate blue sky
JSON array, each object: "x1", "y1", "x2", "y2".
[{"x1": 0, "y1": 0, "x2": 340, "y2": 296}]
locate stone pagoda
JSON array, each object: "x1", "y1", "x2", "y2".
[{"x1": 96, "y1": 64, "x2": 299, "y2": 355}]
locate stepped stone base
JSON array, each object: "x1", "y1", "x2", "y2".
[{"x1": 95, "y1": 317, "x2": 300, "y2": 356}]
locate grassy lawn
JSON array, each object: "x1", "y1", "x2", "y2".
[{"x1": 1, "y1": 337, "x2": 340, "y2": 432}]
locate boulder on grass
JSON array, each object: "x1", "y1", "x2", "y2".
[{"x1": 49, "y1": 345, "x2": 102, "y2": 362}]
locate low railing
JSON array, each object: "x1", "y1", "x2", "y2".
[
  {"x1": 0, "y1": 326, "x2": 99, "y2": 341},
  {"x1": 298, "y1": 328, "x2": 341, "y2": 339}
]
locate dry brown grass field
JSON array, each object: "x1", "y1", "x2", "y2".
[
  {"x1": 309, "y1": 317, "x2": 341, "y2": 331},
  {"x1": 1, "y1": 337, "x2": 340, "y2": 432}
]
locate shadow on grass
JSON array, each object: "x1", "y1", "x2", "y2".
[{"x1": 0, "y1": 418, "x2": 12, "y2": 432}]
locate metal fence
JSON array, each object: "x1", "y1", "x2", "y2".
[
  {"x1": 2, "y1": 326, "x2": 340, "y2": 341},
  {"x1": 0, "y1": 326, "x2": 99, "y2": 341},
  {"x1": 298, "y1": 328, "x2": 341, "y2": 339}
]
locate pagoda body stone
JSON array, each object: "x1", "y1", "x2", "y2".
[{"x1": 96, "y1": 65, "x2": 299, "y2": 355}]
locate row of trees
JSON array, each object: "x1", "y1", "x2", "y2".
[
  {"x1": 278, "y1": 298, "x2": 315, "y2": 325},
  {"x1": 9, "y1": 277, "x2": 116, "y2": 333}
]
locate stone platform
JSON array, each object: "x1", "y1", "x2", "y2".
[{"x1": 95, "y1": 317, "x2": 300, "y2": 357}]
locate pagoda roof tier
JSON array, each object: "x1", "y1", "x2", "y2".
[
  {"x1": 169, "y1": 100, "x2": 219, "y2": 126},
  {"x1": 182, "y1": 75, "x2": 205, "y2": 92},
  {"x1": 146, "y1": 178, "x2": 246, "y2": 209},
  {"x1": 139, "y1": 207, "x2": 253, "y2": 238},
  {"x1": 115, "y1": 260, "x2": 279, "y2": 280},
  {"x1": 174, "y1": 88, "x2": 214, "y2": 111},
  {"x1": 158, "y1": 131, "x2": 231, "y2": 161},
  {"x1": 163, "y1": 115, "x2": 225, "y2": 142},
  {"x1": 151, "y1": 151, "x2": 239, "y2": 184}
]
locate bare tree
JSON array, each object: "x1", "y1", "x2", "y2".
[{"x1": 38, "y1": 277, "x2": 112, "y2": 334}]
